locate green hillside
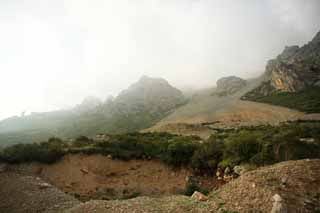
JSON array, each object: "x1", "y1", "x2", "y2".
[{"x1": 242, "y1": 86, "x2": 320, "y2": 113}]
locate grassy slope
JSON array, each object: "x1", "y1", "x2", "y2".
[{"x1": 242, "y1": 87, "x2": 320, "y2": 113}]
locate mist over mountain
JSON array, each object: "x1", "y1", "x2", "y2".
[
  {"x1": 0, "y1": 76, "x2": 186, "y2": 144},
  {"x1": 1, "y1": 0, "x2": 320, "y2": 120}
]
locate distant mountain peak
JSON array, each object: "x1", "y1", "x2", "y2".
[
  {"x1": 137, "y1": 75, "x2": 169, "y2": 85},
  {"x1": 214, "y1": 76, "x2": 247, "y2": 96},
  {"x1": 114, "y1": 75, "x2": 186, "y2": 115}
]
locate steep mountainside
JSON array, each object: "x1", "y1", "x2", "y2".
[
  {"x1": 0, "y1": 76, "x2": 185, "y2": 145},
  {"x1": 242, "y1": 31, "x2": 320, "y2": 112}
]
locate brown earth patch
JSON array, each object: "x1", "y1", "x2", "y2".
[{"x1": 10, "y1": 154, "x2": 216, "y2": 201}]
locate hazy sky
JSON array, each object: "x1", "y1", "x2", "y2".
[{"x1": 0, "y1": 0, "x2": 320, "y2": 120}]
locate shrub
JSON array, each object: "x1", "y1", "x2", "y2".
[
  {"x1": 0, "y1": 138, "x2": 65, "y2": 164},
  {"x1": 222, "y1": 131, "x2": 261, "y2": 167},
  {"x1": 191, "y1": 139, "x2": 224, "y2": 173},
  {"x1": 73, "y1": 135, "x2": 93, "y2": 147},
  {"x1": 184, "y1": 181, "x2": 209, "y2": 196},
  {"x1": 163, "y1": 138, "x2": 199, "y2": 167}
]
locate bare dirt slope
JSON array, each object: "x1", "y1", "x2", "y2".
[
  {"x1": 67, "y1": 159, "x2": 320, "y2": 213},
  {"x1": 1, "y1": 158, "x2": 319, "y2": 212},
  {"x1": 143, "y1": 77, "x2": 310, "y2": 138},
  {"x1": 11, "y1": 154, "x2": 214, "y2": 201},
  {"x1": 146, "y1": 99, "x2": 304, "y2": 138}
]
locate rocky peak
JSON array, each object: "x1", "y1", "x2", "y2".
[
  {"x1": 114, "y1": 76, "x2": 186, "y2": 115},
  {"x1": 244, "y1": 30, "x2": 320, "y2": 97},
  {"x1": 215, "y1": 76, "x2": 247, "y2": 96}
]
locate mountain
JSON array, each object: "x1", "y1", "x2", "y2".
[
  {"x1": 241, "y1": 31, "x2": 320, "y2": 113},
  {"x1": 0, "y1": 76, "x2": 186, "y2": 145},
  {"x1": 145, "y1": 31, "x2": 320, "y2": 139},
  {"x1": 213, "y1": 76, "x2": 247, "y2": 96},
  {"x1": 110, "y1": 76, "x2": 186, "y2": 118},
  {"x1": 145, "y1": 76, "x2": 305, "y2": 138}
]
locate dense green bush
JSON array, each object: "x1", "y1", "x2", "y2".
[
  {"x1": 242, "y1": 86, "x2": 320, "y2": 113},
  {"x1": 73, "y1": 135, "x2": 93, "y2": 147},
  {"x1": 222, "y1": 131, "x2": 262, "y2": 167},
  {"x1": 191, "y1": 137, "x2": 224, "y2": 173},
  {"x1": 0, "y1": 138, "x2": 65, "y2": 164},
  {"x1": 1, "y1": 122, "x2": 319, "y2": 174},
  {"x1": 163, "y1": 138, "x2": 199, "y2": 167}
]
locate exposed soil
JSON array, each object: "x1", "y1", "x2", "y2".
[
  {"x1": 1, "y1": 157, "x2": 319, "y2": 212},
  {"x1": 0, "y1": 171, "x2": 80, "y2": 213},
  {"x1": 66, "y1": 159, "x2": 320, "y2": 213},
  {"x1": 145, "y1": 100, "x2": 308, "y2": 138},
  {"x1": 10, "y1": 154, "x2": 216, "y2": 201}
]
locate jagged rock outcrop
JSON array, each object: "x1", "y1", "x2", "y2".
[
  {"x1": 243, "y1": 30, "x2": 320, "y2": 98},
  {"x1": 214, "y1": 76, "x2": 247, "y2": 96},
  {"x1": 113, "y1": 75, "x2": 186, "y2": 116}
]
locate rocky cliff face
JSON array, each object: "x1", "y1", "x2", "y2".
[
  {"x1": 214, "y1": 76, "x2": 247, "y2": 96},
  {"x1": 244, "y1": 31, "x2": 320, "y2": 98}
]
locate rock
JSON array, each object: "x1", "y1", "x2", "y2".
[
  {"x1": 106, "y1": 154, "x2": 112, "y2": 159},
  {"x1": 271, "y1": 194, "x2": 287, "y2": 213},
  {"x1": 281, "y1": 176, "x2": 288, "y2": 186},
  {"x1": 38, "y1": 183, "x2": 51, "y2": 189},
  {"x1": 233, "y1": 165, "x2": 246, "y2": 176},
  {"x1": 223, "y1": 175, "x2": 233, "y2": 182},
  {"x1": 224, "y1": 167, "x2": 231, "y2": 175},
  {"x1": 191, "y1": 191, "x2": 208, "y2": 202},
  {"x1": 80, "y1": 168, "x2": 89, "y2": 174}
]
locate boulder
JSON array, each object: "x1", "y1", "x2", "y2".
[
  {"x1": 233, "y1": 165, "x2": 247, "y2": 176},
  {"x1": 224, "y1": 167, "x2": 231, "y2": 175},
  {"x1": 38, "y1": 183, "x2": 51, "y2": 189},
  {"x1": 80, "y1": 168, "x2": 89, "y2": 174},
  {"x1": 271, "y1": 194, "x2": 287, "y2": 213},
  {"x1": 191, "y1": 191, "x2": 208, "y2": 202}
]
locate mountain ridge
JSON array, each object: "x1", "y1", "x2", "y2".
[{"x1": 0, "y1": 76, "x2": 186, "y2": 145}]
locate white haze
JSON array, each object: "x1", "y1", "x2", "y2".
[{"x1": 0, "y1": 0, "x2": 320, "y2": 119}]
